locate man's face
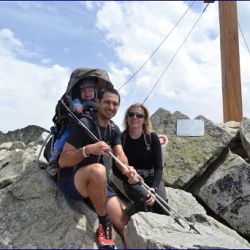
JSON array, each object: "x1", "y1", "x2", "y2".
[{"x1": 97, "y1": 92, "x2": 120, "y2": 120}]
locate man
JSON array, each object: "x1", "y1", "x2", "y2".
[{"x1": 58, "y1": 88, "x2": 140, "y2": 249}]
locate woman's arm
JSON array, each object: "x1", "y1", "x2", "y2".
[{"x1": 151, "y1": 133, "x2": 163, "y2": 189}]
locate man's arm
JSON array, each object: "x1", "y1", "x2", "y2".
[
  {"x1": 113, "y1": 144, "x2": 129, "y2": 170},
  {"x1": 59, "y1": 141, "x2": 113, "y2": 168},
  {"x1": 58, "y1": 142, "x2": 85, "y2": 168}
]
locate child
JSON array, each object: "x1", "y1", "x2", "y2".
[
  {"x1": 72, "y1": 79, "x2": 97, "y2": 115},
  {"x1": 47, "y1": 78, "x2": 97, "y2": 176}
]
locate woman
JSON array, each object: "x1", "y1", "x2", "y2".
[{"x1": 112, "y1": 103, "x2": 167, "y2": 215}]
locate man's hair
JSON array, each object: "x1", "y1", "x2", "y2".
[{"x1": 97, "y1": 88, "x2": 120, "y2": 103}]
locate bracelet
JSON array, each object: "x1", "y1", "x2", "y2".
[{"x1": 82, "y1": 146, "x2": 89, "y2": 158}]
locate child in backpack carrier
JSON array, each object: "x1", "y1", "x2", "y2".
[{"x1": 47, "y1": 78, "x2": 97, "y2": 176}]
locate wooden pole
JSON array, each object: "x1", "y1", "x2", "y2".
[{"x1": 219, "y1": 1, "x2": 243, "y2": 122}]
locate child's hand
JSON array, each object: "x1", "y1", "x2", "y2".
[{"x1": 75, "y1": 107, "x2": 83, "y2": 114}]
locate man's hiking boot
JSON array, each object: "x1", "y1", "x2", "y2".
[{"x1": 96, "y1": 223, "x2": 115, "y2": 249}]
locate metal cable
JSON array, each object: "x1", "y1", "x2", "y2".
[
  {"x1": 143, "y1": 3, "x2": 210, "y2": 104},
  {"x1": 238, "y1": 22, "x2": 250, "y2": 55},
  {"x1": 118, "y1": 1, "x2": 196, "y2": 90}
]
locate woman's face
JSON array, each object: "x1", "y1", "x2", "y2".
[{"x1": 127, "y1": 107, "x2": 146, "y2": 129}]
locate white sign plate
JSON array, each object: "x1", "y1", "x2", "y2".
[{"x1": 177, "y1": 119, "x2": 204, "y2": 137}]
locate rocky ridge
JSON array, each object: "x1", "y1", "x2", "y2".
[{"x1": 0, "y1": 112, "x2": 250, "y2": 248}]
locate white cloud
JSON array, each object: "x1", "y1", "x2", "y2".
[
  {"x1": 0, "y1": 27, "x2": 49, "y2": 63},
  {"x1": 0, "y1": 28, "x2": 70, "y2": 133},
  {"x1": 0, "y1": 28, "x2": 23, "y2": 47},
  {"x1": 1, "y1": 1, "x2": 250, "y2": 134},
  {"x1": 96, "y1": 1, "x2": 250, "y2": 124}
]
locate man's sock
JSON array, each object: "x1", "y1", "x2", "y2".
[{"x1": 98, "y1": 214, "x2": 111, "y2": 227}]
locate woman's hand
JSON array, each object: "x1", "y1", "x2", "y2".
[
  {"x1": 145, "y1": 188, "x2": 156, "y2": 206},
  {"x1": 122, "y1": 165, "x2": 143, "y2": 184}
]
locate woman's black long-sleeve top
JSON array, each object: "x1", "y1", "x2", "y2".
[{"x1": 113, "y1": 132, "x2": 163, "y2": 189}]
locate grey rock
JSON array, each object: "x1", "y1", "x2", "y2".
[
  {"x1": 217, "y1": 121, "x2": 241, "y2": 137},
  {"x1": 151, "y1": 108, "x2": 189, "y2": 134},
  {"x1": 0, "y1": 125, "x2": 47, "y2": 145},
  {"x1": 35, "y1": 131, "x2": 51, "y2": 145},
  {"x1": 124, "y1": 187, "x2": 250, "y2": 249},
  {"x1": 151, "y1": 109, "x2": 233, "y2": 189},
  {"x1": 0, "y1": 140, "x2": 124, "y2": 248},
  {"x1": 194, "y1": 150, "x2": 250, "y2": 238},
  {"x1": 2, "y1": 121, "x2": 250, "y2": 248},
  {"x1": 240, "y1": 117, "x2": 250, "y2": 159},
  {"x1": 0, "y1": 142, "x2": 13, "y2": 150},
  {"x1": 0, "y1": 149, "x2": 25, "y2": 189}
]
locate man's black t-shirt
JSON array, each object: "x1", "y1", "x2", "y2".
[{"x1": 66, "y1": 112, "x2": 121, "y2": 169}]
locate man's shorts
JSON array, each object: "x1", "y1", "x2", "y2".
[{"x1": 56, "y1": 170, "x2": 116, "y2": 208}]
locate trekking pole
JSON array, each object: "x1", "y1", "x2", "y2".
[
  {"x1": 140, "y1": 181, "x2": 200, "y2": 234},
  {"x1": 110, "y1": 150, "x2": 200, "y2": 234},
  {"x1": 59, "y1": 99, "x2": 201, "y2": 234}
]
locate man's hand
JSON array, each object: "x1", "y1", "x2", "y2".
[
  {"x1": 122, "y1": 166, "x2": 143, "y2": 184},
  {"x1": 85, "y1": 141, "x2": 111, "y2": 157}
]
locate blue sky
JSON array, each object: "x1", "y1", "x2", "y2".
[{"x1": 0, "y1": 1, "x2": 250, "y2": 133}]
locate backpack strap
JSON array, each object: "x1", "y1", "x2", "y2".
[
  {"x1": 82, "y1": 112, "x2": 116, "y2": 146},
  {"x1": 108, "y1": 119, "x2": 116, "y2": 145},
  {"x1": 79, "y1": 111, "x2": 95, "y2": 131},
  {"x1": 103, "y1": 119, "x2": 116, "y2": 146},
  {"x1": 143, "y1": 132, "x2": 152, "y2": 151},
  {"x1": 121, "y1": 131, "x2": 127, "y2": 148},
  {"x1": 122, "y1": 130, "x2": 151, "y2": 151}
]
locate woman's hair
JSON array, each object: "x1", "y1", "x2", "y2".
[{"x1": 123, "y1": 103, "x2": 153, "y2": 134}]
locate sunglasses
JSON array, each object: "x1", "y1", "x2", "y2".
[{"x1": 128, "y1": 112, "x2": 145, "y2": 119}]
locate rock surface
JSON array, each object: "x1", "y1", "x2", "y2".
[
  {"x1": 151, "y1": 109, "x2": 250, "y2": 240},
  {"x1": 125, "y1": 187, "x2": 250, "y2": 249},
  {"x1": 193, "y1": 150, "x2": 250, "y2": 237},
  {"x1": 240, "y1": 117, "x2": 250, "y2": 159},
  {"x1": 152, "y1": 110, "x2": 233, "y2": 189}
]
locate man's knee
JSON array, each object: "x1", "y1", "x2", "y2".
[
  {"x1": 84, "y1": 164, "x2": 107, "y2": 183},
  {"x1": 75, "y1": 164, "x2": 107, "y2": 185},
  {"x1": 90, "y1": 163, "x2": 106, "y2": 177}
]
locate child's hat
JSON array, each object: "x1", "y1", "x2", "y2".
[{"x1": 79, "y1": 78, "x2": 96, "y2": 89}]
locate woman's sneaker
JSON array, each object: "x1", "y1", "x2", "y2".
[{"x1": 96, "y1": 223, "x2": 115, "y2": 249}]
